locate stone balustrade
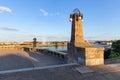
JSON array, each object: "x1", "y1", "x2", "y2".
[{"x1": 24, "y1": 47, "x2": 67, "y2": 62}]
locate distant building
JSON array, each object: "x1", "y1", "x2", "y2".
[{"x1": 22, "y1": 42, "x2": 32, "y2": 45}]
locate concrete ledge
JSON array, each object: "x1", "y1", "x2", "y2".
[{"x1": 0, "y1": 63, "x2": 77, "y2": 74}]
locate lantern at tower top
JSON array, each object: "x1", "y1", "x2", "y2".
[{"x1": 69, "y1": 8, "x2": 83, "y2": 22}]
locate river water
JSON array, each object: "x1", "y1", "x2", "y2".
[
  {"x1": 39, "y1": 46, "x2": 67, "y2": 51},
  {"x1": 39, "y1": 44, "x2": 111, "y2": 51}
]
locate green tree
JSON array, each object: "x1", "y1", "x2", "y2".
[
  {"x1": 112, "y1": 40, "x2": 120, "y2": 53},
  {"x1": 104, "y1": 49, "x2": 111, "y2": 59},
  {"x1": 104, "y1": 40, "x2": 120, "y2": 59},
  {"x1": 108, "y1": 51, "x2": 120, "y2": 58}
]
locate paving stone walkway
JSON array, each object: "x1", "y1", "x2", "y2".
[
  {"x1": 0, "y1": 48, "x2": 64, "y2": 71},
  {"x1": 0, "y1": 63, "x2": 120, "y2": 80}
]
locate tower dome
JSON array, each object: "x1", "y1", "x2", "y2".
[{"x1": 72, "y1": 8, "x2": 81, "y2": 14}]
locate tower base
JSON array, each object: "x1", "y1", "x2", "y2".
[{"x1": 67, "y1": 43, "x2": 104, "y2": 66}]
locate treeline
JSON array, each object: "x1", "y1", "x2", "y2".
[{"x1": 104, "y1": 40, "x2": 120, "y2": 59}]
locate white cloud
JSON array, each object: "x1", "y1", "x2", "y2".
[
  {"x1": 49, "y1": 13, "x2": 60, "y2": 16},
  {"x1": 0, "y1": 27, "x2": 19, "y2": 31},
  {"x1": 0, "y1": 6, "x2": 12, "y2": 14},
  {"x1": 40, "y1": 9, "x2": 49, "y2": 16},
  {"x1": 40, "y1": 8, "x2": 59, "y2": 16}
]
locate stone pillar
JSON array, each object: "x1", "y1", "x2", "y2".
[
  {"x1": 33, "y1": 37, "x2": 37, "y2": 48},
  {"x1": 67, "y1": 8, "x2": 104, "y2": 66},
  {"x1": 33, "y1": 37, "x2": 37, "y2": 52}
]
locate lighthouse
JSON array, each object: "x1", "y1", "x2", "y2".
[
  {"x1": 69, "y1": 8, "x2": 90, "y2": 47},
  {"x1": 67, "y1": 8, "x2": 104, "y2": 66}
]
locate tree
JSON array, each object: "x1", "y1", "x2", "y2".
[
  {"x1": 104, "y1": 49, "x2": 111, "y2": 59},
  {"x1": 104, "y1": 40, "x2": 120, "y2": 59},
  {"x1": 112, "y1": 40, "x2": 120, "y2": 54},
  {"x1": 108, "y1": 51, "x2": 120, "y2": 58}
]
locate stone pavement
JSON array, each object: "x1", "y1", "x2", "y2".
[
  {"x1": 0, "y1": 63, "x2": 120, "y2": 80},
  {"x1": 0, "y1": 48, "x2": 64, "y2": 71},
  {"x1": 0, "y1": 48, "x2": 120, "y2": 80},
  {"x1": 28, "y1": 51, "x2": 64, "y2": 67}
]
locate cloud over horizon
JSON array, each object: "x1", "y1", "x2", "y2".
[
  {"x1": 0, "y1": 6, "x2": 12, "y2": 14},
  {"x1": 40, "y1": 8, "x2": 59, "y2": 16},
  {"x1": 0, "y1": 27, "x2": 19, "y2": 31}
]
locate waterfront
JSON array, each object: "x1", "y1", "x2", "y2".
[
  {"x1": 39, "y1": 46, "x2": 67, "y2": 51},
  {"x1": 39, "y1": 43, "x2": 111, "y2": 51}
]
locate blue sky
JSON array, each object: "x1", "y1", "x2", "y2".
[{"x1": 0, "y1": 0, "x2": 120, "y2": 42}]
